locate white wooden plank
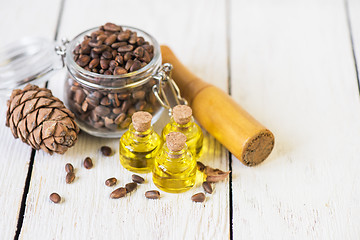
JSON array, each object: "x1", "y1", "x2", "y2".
[
  {"x1": 348, "y1": 0, "x2": 360, "y2": 82},
  {"x1": 230, "y1": 0, "x2": 360, "y2": 239},
  {"x1": 20, "y1": 0, "x2": 230, "y2": 239},
  {"x1": 0, "y1": 0, "x2": 61, "y2": 239}
]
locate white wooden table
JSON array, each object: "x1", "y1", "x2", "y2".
[{"x1": 1, "y1": 0, "x2": 360, "y2": 239}]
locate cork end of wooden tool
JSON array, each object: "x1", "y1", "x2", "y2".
[
  {"x1": 132, "y1": 111, "x2": 152, "y2": 132},
  {"x1": 242, "y1": 130, "x2": 275, "y2": 166}
]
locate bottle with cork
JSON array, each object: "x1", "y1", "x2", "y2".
[
  {"x1": 162, "y1": 105, "x2": 203, "y2": 157},
  {"x1": 119, "y1": 111, "x2": 162, "y2": 173},
  {"x1": 153, "y1": 132, "x2": 197, "y2": 193}
]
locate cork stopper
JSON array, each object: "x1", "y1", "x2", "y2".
[
  {"x1": 166, "y1": 132, "x2": 187, "y2": 152},
  {"x1": 131, "y1": 111, "x2": 152, "y2": 132},
  {"x1": 172, "y1": 105, "x2": 192, "y2": 125}
]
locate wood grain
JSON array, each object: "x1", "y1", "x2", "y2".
[
  {"x1": 230, "y1": 0, "x2": 360, "y2": 238},
  {"x1": 19, "y1": 0, "x2": 230, "y2": 239},
  {"x1": 0, "y1": 1, "x2": 61, "y2": 239}
]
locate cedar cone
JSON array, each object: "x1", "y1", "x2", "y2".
[{"x1": 6, "y1": 84, "x2": 79, "y2": 155}]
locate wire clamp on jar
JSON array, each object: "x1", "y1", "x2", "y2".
[
  {"x1": 55, "y1": 38, "x2": 69, "y2": 67},
  {"x1": 152, "y1": 63, "x2": 187, "y2": 113}
]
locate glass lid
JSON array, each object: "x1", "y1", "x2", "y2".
[{"x1": 0, "y1": 37, "x2": 62, "y2": 97}]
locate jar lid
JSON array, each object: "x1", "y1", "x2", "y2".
[{"x1": 0, "y1": 37, "x2": 62, "y2": 97}]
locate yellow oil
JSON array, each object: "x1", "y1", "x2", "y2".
[
  {"x1": 153, "y1": 144, "x2": 197, "y2": 193},
  {"x1": 162, "y1": 117, "x2": 203, "y2": 157},
  {"x1": 120, "y1": 124, "x2": 162, "y2": 173}
]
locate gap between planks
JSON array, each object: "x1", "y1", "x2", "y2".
[
  {"x1": 344, "y1": 0, "x2": 360, "y2": 95},
  {"x1": 13, "y1": 0, "x2": 67, "y2": 239},
  {"x1": 14, "y1": 150, "x2": 35, "y2": 240},
  {"x1": 225, "y1": 0, "x2": 234, "y2": 239}
]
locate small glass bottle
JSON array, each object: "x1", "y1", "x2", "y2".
[
  {"x1": 153, "y1": 132, "x2": 197, "y2": 193},
  {"x1": 162, "y1": 105, "x2": 203, "y2": 157},
  {"x1": 120, "y1": 111, "x2": 161, "y2": 173}
]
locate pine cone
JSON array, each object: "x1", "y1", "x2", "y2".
[{"x1": 6, "y1": 84, "x2": 79, "y2": 155}]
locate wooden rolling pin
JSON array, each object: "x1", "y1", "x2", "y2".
[{"x1": 161, "y1": 45, "x2": 275, "y2": 166}]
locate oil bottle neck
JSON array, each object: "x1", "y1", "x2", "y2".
[
  {"x1": 164, "y1": 144, "x2": 189, "y2": 160},
  {"x1": 170, "y1": 116, "x2": 194, "y2": 130},
  {"x1": 129, "y1": 123, "x2": 153, "y2": 141}
]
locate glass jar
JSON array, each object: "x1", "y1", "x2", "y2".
[
  {"x1": 64, "y1": 26, "x2": 163, "y2": 138},
  {"x1": 0, "y1": 25, "x2": 186, "y2": 138}
]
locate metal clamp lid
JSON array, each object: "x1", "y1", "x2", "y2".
[{"x1": 152, "y1": 63, "x2": 187, "y2": 113}]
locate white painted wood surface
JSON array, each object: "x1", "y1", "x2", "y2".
[
  {"x1": 19, "y1": 0, "x2": 230, "y2": 239},
  {"x1": 1, "y1": 0, "x2": 360, "y2": 239},
  {"x1": 230, "y1": 0, "x2": 360, "y2": 239},
  {"x1": 348, "y1": 0, "x2": 360, "y2": 77},
  {"x1": 0, "y1": 1, "x2": 61, "y2": 239}
]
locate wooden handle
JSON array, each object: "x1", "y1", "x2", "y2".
[{"x1": 161, "y1": 45, "x2": 275, "y2": 166}]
